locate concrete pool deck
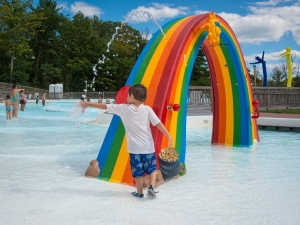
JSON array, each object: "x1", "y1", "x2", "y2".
[
  {"x1": 89, "y1": 104, "x2": 300, "y2": 131},
  {"x1": 187, "y1": 105, "x2": 300, "y2": 131}
]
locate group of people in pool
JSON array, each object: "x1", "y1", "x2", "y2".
[
  {"x1": 4, "y1": 84, "x2": 46, "y2": 120},
  {"x1": 97, "y1": 97, "x2": 114, "y2": 104}
]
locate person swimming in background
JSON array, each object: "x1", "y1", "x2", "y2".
[
  {"x1": 36, "y1": 95, "x2": 39, "y2": 105},
  {"x1": 79, "y1": 95, "x2": 87, "y2": 113},
  {"x1": 11, "y1": 84, "x2": 23, "y2": 118},
  {"x1": 5, "y1": 95, "x2": 12, "y2": 120}
]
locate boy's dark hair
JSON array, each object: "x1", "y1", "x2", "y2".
[
  {"x1": 20, "y1": 90, "x2": 23, "y2": 93},
  {"x1": 128, "y1": 84, "x2": 147, "y2": 102},
  {"x1": 12, "y1": 84, "x2": 16, "y2": 89},
  {"x1": 6, "y1": 95, "x2": 10, "y2": 99}
]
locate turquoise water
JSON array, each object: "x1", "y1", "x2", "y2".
[{"x1": 0, "y1": 102, "x2": 300, "y2": 225}]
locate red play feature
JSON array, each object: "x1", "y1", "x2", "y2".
[
  {"x1": 173, "y1": 104, "x2": 180, "y2": 111},
  {"x1": 251, "y1": 100, "x2": 260, "y2": 119},
  {"x1": 115, "y1": 86, "x2": 131, "y2": 104}
]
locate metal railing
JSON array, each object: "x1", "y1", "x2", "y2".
[
  {"x1": 59, "y1": 92, "x2": 118, "y2": 100},
  {"x1": 2, "y1": 82, "x2": 299, "y2": 109},
  {"x1": 187, "y1": 87, "x2": 300, "y2": 109},
  {"x1": 188, "y1": 86, "x2": 212, "y2": 104},
  {"x1": 0, "y1": 82, "x2": 49, "y2": 100}
]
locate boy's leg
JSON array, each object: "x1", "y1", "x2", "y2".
[
  {"x1": 135, "y1": 177, "x2": 144, "y2": 195},
  {"x1": 149, "y1": 170, "x2": 157, "y2": 187},
  {"x1": 145, "y1": 153, "x2": 158, "y2": 197},
  {"x1": 6, "y1": 111, "x2": 8, "y2": 120},
  {"x1": 129, "y1": 153, "x2": 145, "y2": 197}
]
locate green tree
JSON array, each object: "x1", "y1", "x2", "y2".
[
  {"x1": 190, "y1": 48, "x2": 210, "y2": 86},
  {"x1": 292, "y1": 75, "x2": 300, "y2": 87},
  {"x1": 57, "y1": 13, "x2": 103, "y2": 91},
  {"x1": 92, "y1": 21, "x2": 147, "y2": 91},
  {"x1": 0, "y1": 0, "x2": 43, "y2": 84},
  {"x1": 29, "y1": 0, "x2": 64, "y2": 88},
  {"x1": 268, "y1": 67, "x2": 287, "y2": 87}
]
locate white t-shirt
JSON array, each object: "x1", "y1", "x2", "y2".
[{"x1": 107, "y1": 104, "x2": 161, "y2": 154}]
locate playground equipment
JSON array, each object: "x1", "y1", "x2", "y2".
[
  {"x1": 251, "y1": 100, "x2": 260, "y2": 119},
  {"x1": 280, "y1": 47, "x2": 292, "y2": 87},
  {"x1": 95, "y1": 12, "x2": 260, "y2": 185},
  {"x1": 250, "y1": 51, "x2": 268, "y2": 87}
]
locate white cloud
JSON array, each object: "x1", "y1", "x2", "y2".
[
  {"x1": 291, "y1": 25, "x2": 300, "y2": 44},
  {"x1": 194, "y1": 10, "x2": 209, "y2": 15},
  {"x1": 255, "y1": 0, "x2": 282, "y2": 6},
  {"x1": 70, "y1": 1, "x2": 103, "y2": 17},
  {"x1": 265, "y1": 63, "x2": 281, "y2": 71},
  {"x1": 125, "y1": 3, "x2": 189, "y2": 23},
  {"x1": 218, "y1": 12, "x2": 289, "y2": 44},
  {"x1": 248, "y1": 4, "x2": 300, "y2": 45},
  {"x1": 193, "y1": 3, "x2": 300, "y2": 45},
  {"x1": 255, "y1": 0, "x2": 295, "y2": 6},
  {"x1": 57, "y1": 2, "x2": 69, "y2": 10}
]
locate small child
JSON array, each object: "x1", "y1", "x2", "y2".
[
  {"x1": 36, "y1": 95, "x2": 39, "y2": 105},
  {"x1": 5, "y1": 95, "x2": 12, "y2": 120},
  {"x1": 81, "y1": 84, "x2": 173, "y2": 198}
]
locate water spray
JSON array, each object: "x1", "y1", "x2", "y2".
[{"x1": 91, "y1": 10, "x2": 166, "y2": 92}]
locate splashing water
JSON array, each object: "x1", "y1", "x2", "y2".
[
  {"x1": 64, "y1": 102, "x2": 97, "y2": 144},
  {"x1": 91, "y1": 10, "x2": 166, "y2": 86},
  {"x1": 123, "y1": 10, "x2": 166, "y2": 38}
]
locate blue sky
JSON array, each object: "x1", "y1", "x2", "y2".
[{"x1": 49, "y1": 0, "x2": 300, "y2": 74}]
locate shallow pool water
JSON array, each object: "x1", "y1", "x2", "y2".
[{"x1": 0, "y1": 102, "x2": 300, "y2": 225}]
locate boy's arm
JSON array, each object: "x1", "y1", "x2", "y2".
[
  {"x1": 82, "y1": 101, "x2": 107, "y2": 110},
  {"x1": 155, "y1": 122, "x2": 173, "y2": 147}
]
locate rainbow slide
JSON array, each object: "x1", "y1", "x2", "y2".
[{"x1": 96, "y1": 12, "x2": 259, "y2": 185}]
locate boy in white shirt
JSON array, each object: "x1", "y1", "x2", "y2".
[{"x1": 81, "y1": 84, "x2": 173, "y2": 198}]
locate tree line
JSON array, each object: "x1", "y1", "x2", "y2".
[
  {"x1": 2, "y1": 0, "x2": 297, "y2": 92},
  {"x1": 0, "y1": 0, "x2": 210, "y2": 92}
]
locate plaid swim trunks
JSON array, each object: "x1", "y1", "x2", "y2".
[{"x1": 129, "y1": 152, "x2": 157, "y2": 178}]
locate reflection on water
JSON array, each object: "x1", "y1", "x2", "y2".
[{"x1": 0, "y1": 103, "x2": 300, "y2": 225}]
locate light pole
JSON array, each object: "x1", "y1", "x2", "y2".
[
  {"x1": 84, "y1": 80, "x2": 87, "y2": 97},
  {"x1": 253, "y1": 65, "x2": 256, "y2": 87}
]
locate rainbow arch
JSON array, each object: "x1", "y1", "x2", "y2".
[{"x1": 96, "y1": 12, "x2": 259, "y2": 185}]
